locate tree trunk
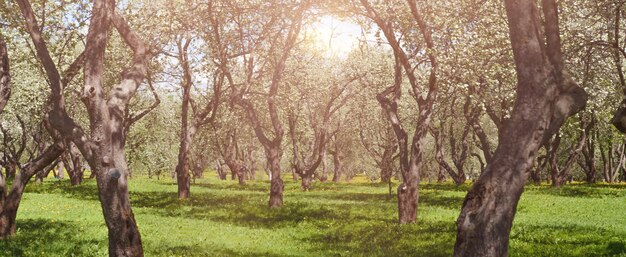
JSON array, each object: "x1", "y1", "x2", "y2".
[
  {"x1": 4, "y1": 163, "x2": 16, "y2": 180},
  {"x1": 67, "y1": 143, "x2": 84, "y2": 185},
  {"x1": 225, "y1": 159, "x2": 247, "y2": 186},
  {"x1": 216, "y1": 161, "x2": 226, "y2": 180},
  {"x1": 0, "y1": 32, "x2": 10, "y2": 115},
  {"x1": 267, "y1": 148, "x2": 283, "y2": 208},
  {"x1": 0, "y1": 143, "x2": 63, "y2": 238},
  {"x1": 397, "y1": 174, "x2": 418, "y2": 224},
  {"x1": 247, "y1": 148, "x2": 256, "y2": 180},
  {"x1": 530, "y1": 156, "x2": 547, "y2": 185},
  {"x1": 454, "y1": 0, "x2": 587, "y2": 256},
  {"x1": 174, "y1": 38, "x2": 194, "y2": 199},
  {"x1": 380, "y1": 146, "x2": 395, "y2": 183},
  {"x1": 56, "y1": 161, "x2": 64, "y2": 179},
  {"x1": 332, "y1": 150, "x2": 342, "y2": 182},
  {"x1": 300, "y1": 169, "x2": 313, "y2": 191},
  {"x1": 35, "y1": 160, "x2": 58, "y2": 183}
]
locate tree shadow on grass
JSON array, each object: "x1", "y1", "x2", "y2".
[
  {"x1": 148, "y1": 244, "x2": 293, "y2": 257},
  {"x1": 298, "y1": 189, "x2": 464, "y2": 210},
  {"x1": 305, "y1": 219, "x2": 456, "y2": 257},
  {"x1": 0, "y1": 219, "x2": 104, "y2": 257},
  {"x1": 510, "y1": 223, "x2": 626, "y2": 257},
  {"x1": 25, "y1": 180, "x2": 100, "y2": 202},
  {"x1": 525, "y1": 184, "x2": 626, "y2": 198},
  {"x1": 421, "y1": 183, "x2": 472, "y2": 192},
  {"x1": 130, "y1": 190, "x2": 364, "y2": 230}
]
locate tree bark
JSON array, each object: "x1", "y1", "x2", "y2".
[
  {"x1": 360, "y1": 0, "x2": 438, "y2": 224},
  {"x1": 332, "y1": 147, "x2": 342, "y2": 182},
  {"x1": 216, "y1": 161, "x2": 227, "y2": 180},
  {"x1": 66, "y1": 142, "x2": 84, "y2": 185},
  {"x1": 267, "y1": 148, "x2": 283, "y2": 208},
  {"x1": 454, "y1": 0, "x2": 587, "y2": 256},
  {"x1": 0, "y1": 32, "x2": 10, "y2": 115},
  {"x1": 0, "y1": 143, "x2": 63, "y2": 238},
  {"x1": 17, "y1": 0, "x2": 150, "y2": 255},
  {"x1": 224, "y1": 2, "x2": 307, "y2": 207}
]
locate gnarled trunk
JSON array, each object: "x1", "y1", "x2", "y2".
[{"x1": 454, "y1": 0, "x2": 587, "y2": 256}]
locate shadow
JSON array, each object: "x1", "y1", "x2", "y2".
[
  {"x1": 509, "y1": 224, "x2": 626, "y2": 257},
  {"x1": 607, "y1": 241, "x2": 626, "y2": 256},
  {"x1": 297, "y1": 189, "x2": 464, "y2": 211},
  {"x1": 525, "y1": 184, "x2": 626, "y2": 198},
  {"x1": 26, "y1": 180, "x2": 100, "y2": 202},
  {"x1": 306, "y1": 219, "x2": 456, "y2": 257},
  {"x1": 0, "y1": 219, "x2": 104, "y2": 257},
  {"x1": 130, "y1": 190, "x2": 358, "y2": 229},
  {"x1": 148, "y1": 244, "x2": 292, "y2": 257},
  {"x1": 421, "y1": 183, "x2": 472, "y2": 192},
  {"x1": 420, "y1": 191, "x2": 464, "y2": 210}
]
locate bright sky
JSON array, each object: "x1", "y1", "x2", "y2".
[{"x1": 306, "y1": 15, "x2": 363, "y2": 57}]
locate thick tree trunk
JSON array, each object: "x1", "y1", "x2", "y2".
[
  {"x1": 18, "y1": 0, "x2": 146, "y2": 255},
  {"x1": 454, "y1": 0, "x2": 587, "y2": 256},
  {"x1": 267, "y1": 148, "x2": 283, "y2": 208},
  {"x1": 0, "y1": 207, "x2": 16, "y2": 238},
  {"x1": 397, "y1": 176, "x2": 418, "y2": 224}
]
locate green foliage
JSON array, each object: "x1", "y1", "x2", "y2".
[{"x1": 2, "y1": 178, "x2": 626, "y2": 256}]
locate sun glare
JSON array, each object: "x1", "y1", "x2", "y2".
[{"x1": 307, "y1": 16, "x2": 362, "y2": 57}]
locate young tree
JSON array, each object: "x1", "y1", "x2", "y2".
[
  {"x1": 454, "y1": 0, "x2": 587, "y2": 256},
  {"x1": 173, "y1": 36, "x2": 221, "y2": 199}
]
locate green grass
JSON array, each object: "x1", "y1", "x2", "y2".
[{"x1": 1, "y1": 177, "x2": 626, "y2": 256}]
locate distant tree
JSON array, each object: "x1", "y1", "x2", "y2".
[
  {"x1": 173, "y1": 36, "x2": 222, "y2": 199},
  {"x1": 355, "y1": 0, "x2": 439, "y2": 224},
  {"x1": 215, "y1": 1, "x2": 310, "y2": 207}
]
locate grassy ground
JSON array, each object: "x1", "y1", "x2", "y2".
[{"x1": 1, "y1": 176, "x2": 625, "y2": 256}]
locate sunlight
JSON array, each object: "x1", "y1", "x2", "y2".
[{"x1": 307, "y1": 15, "x2": 362, "y2": 57}]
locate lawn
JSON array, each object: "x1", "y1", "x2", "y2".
[{"x1": 1, "y1": 176, "x2": 626, "y2": 256}]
